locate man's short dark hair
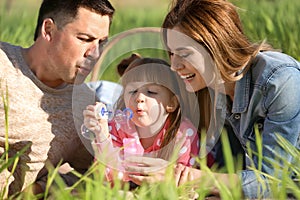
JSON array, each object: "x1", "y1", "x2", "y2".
[{"x1": 34, "y1": 0, "x2": 115, "y2": 41}]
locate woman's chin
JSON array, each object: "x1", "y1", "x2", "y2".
[{"x1": 185, "y1": 84, "x2": 202, "y2": 92}]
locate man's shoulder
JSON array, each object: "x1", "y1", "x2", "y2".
[
  {"x1": 0, "y1": 41, "x2": 10, "y2": 59},
  {"x1": 0, "y1": 41, "x2": 20, "y2": 66},
  {"x1": 0, "y1": 42, "x2": 19, "y2": 78},
  {"x1": 0, "y1": 41, "x2": 16, "y2": 53}
]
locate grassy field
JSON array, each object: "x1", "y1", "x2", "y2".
[
  {"x1": 1, "y1": 0, "x2": 299, "y2": 82},
  {"x1": 1, "y1": 0, "x2": 300, "y2": 199}
]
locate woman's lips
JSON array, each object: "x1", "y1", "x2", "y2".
[{"x1": 180, "y1": 73, "x2": 196, "y2": 81}]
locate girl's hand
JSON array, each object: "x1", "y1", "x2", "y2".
[
  {"x1": 83, "y1": 102, "x2": 109, "y2": 141},
  {"x1": 174, "y1": 163, "x2": 193, "y2": 186},
  {"x1": 123, "y1": 156, "x2": 170, "y2": 185},
  {"x1": 83, "y1": 104, "x2": 100, "y2": 134}
]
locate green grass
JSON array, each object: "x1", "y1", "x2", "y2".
[
  {"x1": 233, "y1": 0, "x2": 300, "y2": 60},
  {"x1": 4, "y1": 128, "x2": 298, "y2": 200},
  {"x1": 1, "y1": 0, "x2": 300, "y2": 199},
  {"x1": 1, "y1": 0, "x2": 299, "y2": 82}
]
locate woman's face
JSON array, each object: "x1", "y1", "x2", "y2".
[{"x1": 166, "y1": 27, "x2": 216, "y2": 92}]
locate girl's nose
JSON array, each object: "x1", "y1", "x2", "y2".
[{"x1": 136, "y1": 93, "x2": 145, "y2": 103}]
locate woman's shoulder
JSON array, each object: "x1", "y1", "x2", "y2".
[
  {"x1": 250, "y1": 51, "x2": 300, "y2": 85},
  {"x1": 253, "y1": 51, "x2": 300, "y2": 71}
]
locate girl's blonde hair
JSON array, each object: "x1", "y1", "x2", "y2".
[{"x1": 117, "y1": 57, "x2": 199, "y2": 160}]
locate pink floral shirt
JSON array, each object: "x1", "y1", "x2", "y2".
[{"x1": 110, "y1": 117, "x2": 199, "y2": 166}]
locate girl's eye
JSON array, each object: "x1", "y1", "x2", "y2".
[
  {"x1": 128, "y1": 90, "x2": 137, "y2": 95},
  {"x1": 147, "y1": 90, "x2": 157, "y2": 94}
]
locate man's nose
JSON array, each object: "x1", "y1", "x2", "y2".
[{"x1": 85, "y1": 44, "x2": 101, "y2": 60}]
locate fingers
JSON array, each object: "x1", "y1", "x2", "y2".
[
  {"x1": 124, "y1": 157, "x2": 169, "y2": 176},
  {"x1": 83, "y1": 114, "x2": 99, "y2": 130},
  {"x1": 174, "y1": 164, "x2": 185, "y2": 186},
  {"x1": 174, "y1": 164, "x2": 192, "y2": 186},
  {"x1": 128, "y1": 173, "x2": 161, "y2": 185},
  {"x1": 85, "y1": 104, "x2": 96, "y2": 112},
  {"x1": 125, "y1": 156, "x2": 168, "y2": 166},
  {"x1": 83, "y1": 104, "x2": 104, "y2": 130},
  {"x1": 125, "y1": 162, "x2": 193, "y2": 188},
  {"x1": 83, "y1": 107, "x2": 96, "y2": 118},
  {"x1": 124, "y1": 164, "x2": 151, "y2": 174},
  {"x1": 127, "y1": 174, "x2": 145, "y2": 185},
  {"x1": 178, "y1": 165, "x2": 190, "y2": 186}
]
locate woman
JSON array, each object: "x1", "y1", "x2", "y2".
[{"x1": 125, "y1": 0, "x2": 300, "y2": 198}]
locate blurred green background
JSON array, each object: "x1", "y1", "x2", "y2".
[{"x1": 1, "y1": 0, "x2": 299, "y2": 82}]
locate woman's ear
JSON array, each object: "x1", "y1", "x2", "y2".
[
  {"x1": 41, "y1": 18, "x2": 55, "y2": 41},
  {"x1": 166, "y1": 95, "x2": 179, "y2": 113}
]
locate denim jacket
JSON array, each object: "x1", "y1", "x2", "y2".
[{"x1": 216, "y1": 51, "x2": 300, "y2": 198}]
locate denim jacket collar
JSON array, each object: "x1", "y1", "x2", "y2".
[
  {"x1": 232, "y1": 71, "x2": 251, "y2": 113},
  {"x1": 214, "y1": 70, "x2": 251, "y2": 115}
]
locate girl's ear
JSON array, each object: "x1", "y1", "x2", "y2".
[
  {"x1": 166, "y1": 95, "x2": 179, "y2": 113},
  {"x1": 41, "y1": 18, "x2": 55, "y2": 41}
]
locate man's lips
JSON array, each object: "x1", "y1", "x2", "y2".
[{"x1": 78, "y1": 66, "x2": 91, "y2": 76}]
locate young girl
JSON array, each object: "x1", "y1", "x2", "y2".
[{"x1": 82, "y1": 56, "x2": 214, "y2": 184}]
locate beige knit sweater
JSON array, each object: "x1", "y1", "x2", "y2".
[{"x1": 0, "y1": 42, "x2": 96, "y2": 195}]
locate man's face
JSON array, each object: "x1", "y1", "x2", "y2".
[{"x1": 45, "y1": 7, "x2": 110, "y2": 87}]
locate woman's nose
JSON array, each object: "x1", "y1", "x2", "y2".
[{"x1": 170, "y1": 56, "x2": 184, "y2": 71}]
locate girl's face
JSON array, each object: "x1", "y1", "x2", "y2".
[
  {"x1": 124, "y1": 82, "x2": 176, "y2": 128},
  {"x1": 166, "y1": 27, "x2": 216, "y2": 92}
]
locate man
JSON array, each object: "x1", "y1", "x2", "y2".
[{"x1": 0, "y1": 0, "x2": 115, "y2": 196}]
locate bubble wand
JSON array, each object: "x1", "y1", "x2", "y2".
[{"x1": 81, "y1": 104, "x2": 134, "y2": 141}]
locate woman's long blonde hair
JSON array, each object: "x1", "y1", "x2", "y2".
[
  {"x1": 162, "y1": 0, "x2": 274, "y2": 131},
  {"x1": 163, "y1": 0, "x2": 274, "y2": 82}
]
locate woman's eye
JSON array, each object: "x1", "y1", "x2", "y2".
[{"x1": 178, "y1": 52, "x2": 190, "y2": 58}]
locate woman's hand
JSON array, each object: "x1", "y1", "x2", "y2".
[{"x1": 123, "y1": 156, "x2": 170, "y2": 185}]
